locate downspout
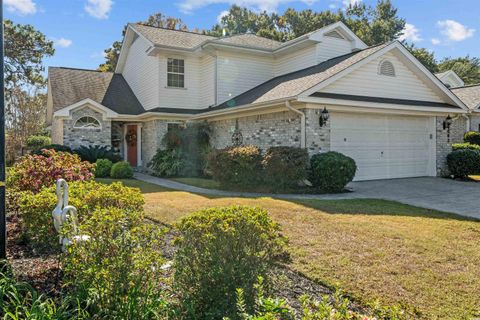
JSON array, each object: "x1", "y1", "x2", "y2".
[{"x1": 285, "y1": 100, "x2": 306, "y2": 148}]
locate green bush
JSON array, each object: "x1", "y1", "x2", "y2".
[
  {"x1": 110, "y1": 161, "x2": 134, "y2": 179},
  {"x1": 148, "y1": 149, "x2": 183, "y2": 177},
  {"x1": 74, "y1": 145, "x2": 122, "y2": 163},
  {"x1": 464, "y1": 131, "x2": 480, "y2": 145},
  {"x1": 447, "y1": 149, "x2": 480, "y2": 178},
  {"x1": 262, "y1": 147, "x2": 309, "y2": 191},
  {"x1": 95, "y1": 159, "x2": 113, "y2": 178},
  {"x1": 0, "y1": 267, "x2": 89, "y2": 319},
  {"x1": 174, "y1": 206, "x2": 287, "y2": 319},
  {"x1": 25, "y1": 135, "x2": 51, "y2": 150},
  {"x1": 18, "y1": 180, "x2": 144, "y2": 249},
  {"x1": 309, "y1": 152, "x2": 357, "y2": 193},
  {"x1": 32, "y1": 144, "x2": 72, "y2": 155},
  {"x1": 452, "y1": 142, "x2": 480, "y2": 151},
  {"x1": 208, "y1": 146, "x2": 263, "y2": 188},
  {"x1": 62, "y1": 207, "x2": 170, "y2": 319}
]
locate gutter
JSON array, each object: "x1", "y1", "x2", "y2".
[{"x1": 285, "y1": 100, "x2": 306, "y2": 148}]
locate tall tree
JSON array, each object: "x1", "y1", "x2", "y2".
[
  {"x1": 4, "y1": 20, "x2": 54, "y2": 161},
  {"x1": 438, "y1": 56, "x2": 480, "y2": 85},
  {"x1": 98, "y1": 13, "x2": 188, "y2": 72},
  {"x1": 403, "y1": 43, "x2": 438, "y2": 73}
]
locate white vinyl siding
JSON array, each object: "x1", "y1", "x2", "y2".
[
  {"x1": 199, "y1": 55, "x2": 216, "y2": 107},
  {"x1": 316, "y1": 36, "x2": 353, "y2": 63},
  {"x1": 274, "y1": 46, "x2": 316, "y2": 77},
  {"x1": 331, "y1": 112, "x2": 436, "y2": 181},
  {"x1": 123, "y1": 36, "x2": 159, "y2": 110},
  {"x1": 321, "y1": 52, "x2": 444, "y2": 102},
  {"x1": 217, "y1": 52, "x2": 274, "y2": 105}
]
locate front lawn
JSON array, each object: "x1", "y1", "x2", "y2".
[{"x1": 102, "y1": 179, "x2": 480, "y2": 319}]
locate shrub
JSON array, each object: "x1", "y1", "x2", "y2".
[
  {"x1": 262, "y1": 147, "x2": 309, "y2": 191},
  {"x1": 18, "y1": 180, "x2": 144, "y2": 249},
  {"x1": 74, "y1": 145, "x2": 122, "y2": 163},
  {"x1": 464, "y1": 131, "x2": 480, "y2": 145},
  {"x1": 174, "y1": 206, "x2": 287, "y2": 319},
  {"x1": 7, "y1": 149, "x2": 94, "y2": 193},
  {"x1": 452, "y1": 142, "x2": 480, "y2": 151},
  {"x1": 95, "y1": 159, "x2": 113, "y2": 178},
  {"x1": 148, "y1": 149, "x2": 184, "y2": 177},
  {"x1": 31, "y1": 144, "x2": 72, "y2": 155},
  {"x1": 310, "y1": 152, "x2": 357, "y2": 193},
  {"x1": 25, "y1": 135, "x2": 51, "y2": 150},
  {"x1": 110, "y1": 161, "x2": 134, "y2": 179},
  {"x1": 208, "y1": 145, "x2": 263, "y2": 188},
  {"x1": 447, "y1": 149, "x2": 480, "y2": 178},
  {"x1": 62, "y1": 207, "x2": 170, "y2": 319}
]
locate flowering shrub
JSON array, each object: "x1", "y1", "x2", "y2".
[
  {"x1": 8, "y1": 149, "x2": 94, "y2": 193},
  {"x1": 18, "y1": 180, "x2": 144, "y2": 249}
]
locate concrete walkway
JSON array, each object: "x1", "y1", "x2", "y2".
[{"x1": 135, "y1": 173, "x2": 480, "y2": 219}]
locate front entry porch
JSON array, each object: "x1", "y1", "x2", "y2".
[{"x1": 112, "y1": 122, "x2": 143, "y2": 167}]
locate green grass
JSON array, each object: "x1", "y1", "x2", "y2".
[
  {"x1": 97, "y1": 178, "x2": 480, "y2": 319},
  {"x1": 95, "y1": 178, "x2": 169, "y2": 193},
  {"x1": 169, "y1": 177, "x2": 221, "y2": 189}
]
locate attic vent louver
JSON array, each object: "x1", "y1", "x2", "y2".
[
  {"x1": 325, "y1": 30, "x2": 345, "y2": 39},
  {"x1": 378, "y1": 60, "x2": 396, "y2": 77}
]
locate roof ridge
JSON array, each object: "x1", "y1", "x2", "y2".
[
  {"x1": 49, "y1": 66, "x2": 111, "y2": 74},
  {"x1": 133, "y1": 23, "x2": 215, "y2": 37}
]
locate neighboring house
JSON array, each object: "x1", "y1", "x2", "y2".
[
  {"x1": 451, "y1": 84, "x2": 480, "y2": 131},
  {"x1": 435, "y1": 70, "x2": 465, "y2": 88},
  {"x1": 47, "y1": 21, "x2": 471, "y2": 181}
]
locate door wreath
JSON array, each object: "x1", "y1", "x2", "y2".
[{"x1": 125, "y1": 130, "x2": 137, "y2": 147}]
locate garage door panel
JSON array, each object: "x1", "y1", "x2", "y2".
[{"x1": 330, "y1": 112, "x2": 435, "y2": 181}]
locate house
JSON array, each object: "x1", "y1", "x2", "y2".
[
  {"x1": 435, "y1": 70, "x2": 465, "y2": 88},
  {"x1": 451, "y1": 84, "x2": 480, "y2": 131},
  {"x1": 47, "y1": 21, "x2": 471, "y2": 181}
]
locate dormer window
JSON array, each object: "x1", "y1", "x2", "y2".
[
  {"x1": 167, "y1": 58, "x2": 185, "y2": 88},
  {"x1": 378, "y1": 60, "x2": 396, "y2": 77}
]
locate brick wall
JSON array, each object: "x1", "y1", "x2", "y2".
[
  {"x1": 141, "y1": 119, "x2": 169, "y2": 166},
  {"x1": 436, "y1": 116, "x2": 466, "y2": 176}
]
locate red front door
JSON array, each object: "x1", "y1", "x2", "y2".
[{"x1": 126, "y1": 125, "x2": 137, "y2": 167}]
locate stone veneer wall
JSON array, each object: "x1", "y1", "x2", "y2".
[
  {"x1": 470, "y1": 115, "x2": 480, "y2": 132},
  {"x1": 436, "y1": 116, "x2": 466, "y2": 175},
  {"x1": 305, "y1": 109, "x2": 330, "y2": 155},
  {"x1": 141, "y1": 119, "x2": 169, "y2": 166},
  {"x1": 63, "y1": 107, "x2": 111, "y2": 150},
  {"x1": 209, "y1": 111, "x2": 302, "y2": 150}
]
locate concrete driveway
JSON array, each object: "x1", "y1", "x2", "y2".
[{"x1": 342, "y1": 177, "x2": 480, "y2": 219}]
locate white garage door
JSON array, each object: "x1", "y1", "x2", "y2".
[{"x1": 330, "y1": 112, "x2": 436, "y2": 181}]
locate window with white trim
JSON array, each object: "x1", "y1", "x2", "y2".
[
  {"x1": 167, "y1": 58, "x2": 185, "y2": 88},
  {"x1": 74, "y1": 116, "x2": 101, "y2": 129},
  {"x1": 378, "y1": 60, "x2": 396, "y2": 77}
]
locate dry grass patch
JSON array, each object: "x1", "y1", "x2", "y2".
[{"x1": 99, "y1": 180, "x2": 480, "y2": 319}]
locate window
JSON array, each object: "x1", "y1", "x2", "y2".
[
  {"x1": 378, "y1": 60, "x2": 396, "y2": 77},
  {"x1": 167, "y1": 58, "x2": 185, "y2": 88},
  {"x1": 74, "y1": 116, "x2": 101, "y2": 129}
]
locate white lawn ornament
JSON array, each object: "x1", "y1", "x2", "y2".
[{"x1": 52, "y1": 179, "x2": 89, "y2": 250}]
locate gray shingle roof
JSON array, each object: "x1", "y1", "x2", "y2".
[
  {"x1": 132, "y1": 24, "x2": 215, "y2": 49},
  {"x1": 452, "y1": 84, "x2": 480, "y2": 110},
  {"x1": 213, "y1": 43, "x2": 389, "y2": 110},
  {"x1": 48, "y1": 67, "x2": 145, "y2": 115},
  {"x1": 211, "y1": 34, "x2": 282, "y2": 50}
]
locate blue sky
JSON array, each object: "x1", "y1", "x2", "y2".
[{"x1": 4, "y1": 0, "x2": 479, "y2": 71}]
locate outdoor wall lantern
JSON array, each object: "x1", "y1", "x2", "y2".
[
  {"x1": 319, "y1": 107, "x2": 330, "y2": 127},
  {"x1": 443, "y1": 114, "x2": 453, "y2": 130}
]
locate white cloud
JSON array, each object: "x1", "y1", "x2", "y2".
[
  {"x1": 437, "y1": 19, "x2": 475, "y2": 42},
  {"x1": 4, "y1": 0, "x2": 37, "y2": 15},
  {"x1": 342, "y1": 0, "x2": 361, "y2": 8},
  {"x1": 217, "y1": 10, "x2": 229, "y2": 24},
  {"x1": 85, "y1": 0, "x2": 113, "y2": 19},
  {"x1": 431, "y1": 38, "x2": 441, "y2": 45},
  {"x1": 178, "y1": 0, "x2": 317, "y2": 14},
  {"x1": 398, "y1": 23, "x2": 422, "y2": 42},
  {"x1": 54, "y1": 38, "x2": 73, "y2": 48},
  {"x1": 329, "y1": 3, "x2": 337, "y2": 9}
]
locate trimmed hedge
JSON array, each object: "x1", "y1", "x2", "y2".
[
  {"x1": 447, "y1": 149, "x2": 480, "y2": 178},
  {"x1": 310, "y1": 152, "x2": 357, "y2": 193},
  {"x1": 208, "y1": 145, "x2": 263, "y2": 188},
  {"x1": 25, "y1": 135, "x2": 51, "y2": 150},
  {"x1": 95, "y1": 159, "x2": 113, "y2": 178},
  {"x1": 464, "y1": 131, "x2": 480, "y2": 145},
  {"x1": 452, "y1": 143, "x2": 480, "y2": 151},
  {"x1": 262, "y1": 146, "x2": 309, "y2": 191},
  {"x1": 110, "y1": 161, "x2": 134, "y2": 179}
]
